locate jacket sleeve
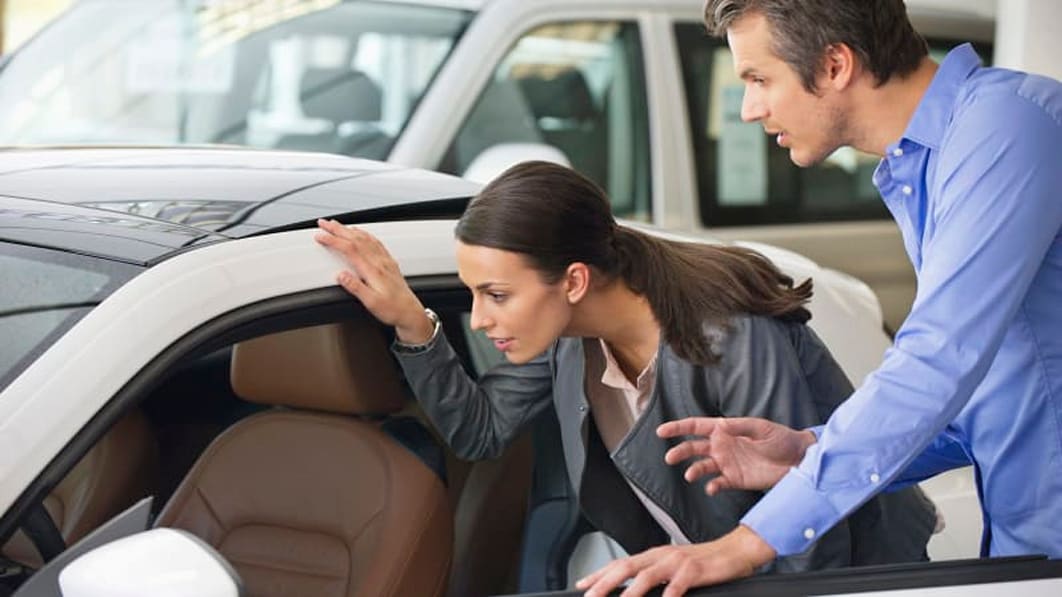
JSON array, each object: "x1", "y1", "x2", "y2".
[
  {"x1": 393, "y1": 331, "x2": 554, "y2": 460},
  {"x1": 705, "y1": 315, "x2": 843, "y2": 428}
]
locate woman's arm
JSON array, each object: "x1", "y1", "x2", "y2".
[
  {"x1": 394, "y1": 329, "x2": 554, "y2": 460},
  {"x1": 315, "y1": 218, "x2": 553, "y2": 459}
]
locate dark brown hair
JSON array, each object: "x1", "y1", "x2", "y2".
[
  {"x1": 704, "y1": 0, "x2": 928, "y2": 92},
  {"x1": 455, "y1": 161, "x2": 812, "y2": 365}
]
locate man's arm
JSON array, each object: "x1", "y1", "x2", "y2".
[{"x1": 744, "y1": 91, "x2": 1062, "y2": 556}]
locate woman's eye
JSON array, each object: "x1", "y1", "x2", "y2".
[{"x1": 488, "y1": 292, "x2": 507, "y2": 303}]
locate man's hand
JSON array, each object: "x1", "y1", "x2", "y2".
[
  {"x1": 657, "y1": 417, "x2": 816, "y2": 495},
  {"x1": 575, "y1": 526, "x2": 776, "y2": 597}
]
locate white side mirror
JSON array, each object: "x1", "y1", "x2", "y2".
[
  {"x1": 462, "y1": 142, "x2": 571, "y2": 184},
  {"x1": 58, "y1": 528, "x2": 241, "y2": 597}
]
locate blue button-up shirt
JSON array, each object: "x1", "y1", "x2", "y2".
[{"x1": 742, "y1": 44, "x2": 1062, "y2": 558}]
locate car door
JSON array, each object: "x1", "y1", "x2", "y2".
[{"x1": 391, "y1": 0, "x2": 672, "y2": 224}]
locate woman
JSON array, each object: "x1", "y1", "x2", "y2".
[{"x1": 314, "y1": 161, "x2": 935, "y2": 575}]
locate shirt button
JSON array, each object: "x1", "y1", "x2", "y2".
[
  {"x1": 578, "y1": 405, "x2": 587, "y2": 413},
  {"x1": 803, "y1": 528, "x2": 816, "y2": 540},
  {"x1": 870, "y1": 473, "x2": 881, "y2": 484},
  {"x1": 892, "y1": 148, "x2": 904, "y2": 157},
  {"x1": 901, "y1": 185, "x2": 913, "y2": 195}
]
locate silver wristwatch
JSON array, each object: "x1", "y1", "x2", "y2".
[{"x1": 393, "y1": 308, "x2": 440, "y2": 354}]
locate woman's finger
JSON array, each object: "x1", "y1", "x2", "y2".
[{"x1": 336, "y1": 270, "x2": 369, "y2": 300}]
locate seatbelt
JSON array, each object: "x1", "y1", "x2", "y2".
[{"x1": 20, "y1": 503, "x2": 64, "y2": 563}]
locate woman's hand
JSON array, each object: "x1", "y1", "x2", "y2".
[
  {"x1": 657, "y1": 417, "x2": 817, "y2": 495},
  {"x1": 314, "y1": 219, "x2": 434, "y2": 343}
]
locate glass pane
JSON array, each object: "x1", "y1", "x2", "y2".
[
  {"x1": 0, "y1": 243, "x2": 140, "y2": 392},
  {"x1": 441, "y1": 21, "x2": 652, "y2": 221},
  {"x1": 0, "y1": 0, "x2": 472, "y2": 161},
  {"x1": 674, "y1": 23, "x2": 991, "y2": 228}
]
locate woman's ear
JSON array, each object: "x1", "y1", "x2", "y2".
[{"x1": 564, "y1": 262, "x2": 591, "y2": 304}]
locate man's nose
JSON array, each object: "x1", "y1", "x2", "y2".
[{"x1": 741, "y1": 89, "x2": 767, "y2": 122}]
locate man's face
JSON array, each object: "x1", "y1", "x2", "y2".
[{"x1": 727, "y1": 13, "x2": 847, "y2": 167}]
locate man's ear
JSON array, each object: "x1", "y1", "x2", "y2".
[
  {"x1": 822, "y1": 42, "x2": 857, "y2": 91},
  {"x1": 564, "y1": 262, "x2": 591, "y2": 304}
]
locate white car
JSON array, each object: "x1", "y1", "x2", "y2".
[
  {"x1": 2, "y1": 147, "x2": 1056, "y2": 597},
  {"x1": 0, "y1": 0, "x2": 997, "y2": 332}
]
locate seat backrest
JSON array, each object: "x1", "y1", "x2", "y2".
[
  {"x1": 299, "y1": 67, "x2": 382, "y2": 124},
  {"x1": 514, "y1": 67, "x2": 608, "y2": 186},
  {"x1": 155, "y1": 319, "x2": 452, "y2": 597},
  {"x1": 1, "y1": 410, "x2": 158, "y2": 567}
]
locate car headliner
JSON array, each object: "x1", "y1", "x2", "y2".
[{"x1": 0, "y1": 147, "x2": 479, "y2": 265}]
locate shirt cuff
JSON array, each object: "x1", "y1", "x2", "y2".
[
  {"x1": 740, "y1": 468, "x2": 844, "y2": 556},
  {"x1": 806, "y1": 424, "x2": 825, "y2": 441}
]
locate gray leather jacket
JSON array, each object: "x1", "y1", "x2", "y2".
[{"x1": 394, "y1": 314, "x2": 935, "y2": 571}]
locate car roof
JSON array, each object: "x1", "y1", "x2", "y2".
[{"x1": 0, "y1": 147, "x2": 479, "y2": 265}]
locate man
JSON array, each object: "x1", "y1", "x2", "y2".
[{"x1": 577, "y1": 1, "x2": 1062, "y2": 595}]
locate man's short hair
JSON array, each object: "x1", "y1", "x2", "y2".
[{"x1": 704, "y1": 0, "x2": 928, "y2": 92}]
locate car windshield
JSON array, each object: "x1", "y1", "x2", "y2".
[
  {"x1": 0, "y1": 0, "x2": 472, "y2": 160},
  {"x1": 0, "y1": 242, "x2": 141, "y2": 393}
]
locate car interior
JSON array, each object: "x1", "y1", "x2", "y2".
[{"x1": 0, "y1": 285, "x2": 583, "y2": 597}]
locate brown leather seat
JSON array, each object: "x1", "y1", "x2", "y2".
[
  {"x1": 2, "y1": 410, "x2": 157, "y2": 568},
  {"x1": 155, "y1": 318, "x2": 452, "y2": 597}
]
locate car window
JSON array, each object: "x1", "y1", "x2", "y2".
[
  {"x1": 0, "y1": 0, "x2": 472, "y2": 161},
  {"x1": 440, "y1": 20, "x2": 652, "y2": 222},
  {"x1": 673, "y1": 22, "x2": 992, "y2": 227},
  {"x1": 0, "y1": 242, "x2": 140, "y2": 392}
]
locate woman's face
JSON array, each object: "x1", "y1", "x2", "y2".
[{"x1": 456, "y1": 241, "x2": 573, "y2": 364}]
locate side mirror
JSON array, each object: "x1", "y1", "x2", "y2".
[
  {"x1": 58, "y1": 528, "x2": 242, "y2": 597},
  {"x1": 462, "y1": 142, "x2": 571, "y2": 184}
]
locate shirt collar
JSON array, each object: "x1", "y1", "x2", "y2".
[
  {"x1": 902, "y1": 43, "x2": 982, "y2": 150},
  {"x1": 598, "y1": 338, "x2": 656, "y2": 391}
]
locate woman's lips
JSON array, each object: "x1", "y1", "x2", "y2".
[{"x1": 492, "y1": 338, "x2": 514, "y2": 352}]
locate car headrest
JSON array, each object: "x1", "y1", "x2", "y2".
[
  {"x1": 516, "y1": 67, "x2": 596, "y2": 121},
  {"x1": 230, "y1": 318, "x2": 406, "y2": 416},
  {"x1": 299, "y1": 67, "x2": 382, "y2": 122}
]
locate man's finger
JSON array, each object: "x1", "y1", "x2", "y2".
[
  {"x1": 657, "y1": 417, "x2": 723, "y2": 439},
  {"x1": 661, "y1": 563, "x2": 697, "y2": 597},
  {"x1": 619, "y1": 563, "x2": 671, "y2": 597},
  {"x1": 706, "y1": 476, "x2": 735, "y2": 496},
  {"x1": 683, "y1": 458, "x2": 721, "y2": 482},
  {"x1": 581, "y1": 558, "x2": 640, "y2": 597},
  {"x1": 665, "y1": 439, "x2": 711, "y2": 465}
]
